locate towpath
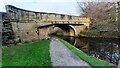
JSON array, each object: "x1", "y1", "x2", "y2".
[{"x1": 50, "y1": 38, "x2": 91, "y2": 67}]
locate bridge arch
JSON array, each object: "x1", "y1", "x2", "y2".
[
  {"x1": 47, "y1": 24, "x2": 76, "y2": 37},
  {"x1": 68, "y1": 25, "x2": 76, "y2": 36}
]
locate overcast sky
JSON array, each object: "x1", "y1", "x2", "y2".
[{"x1": 0, "y1": 0, "x2": 118, "y2": 16}]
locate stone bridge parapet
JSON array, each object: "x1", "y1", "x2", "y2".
[{"x1": 1, "y1": 5, "x2": 91, "y2": 44}]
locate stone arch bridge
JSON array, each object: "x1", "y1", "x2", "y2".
[{"x1": 1, "y1": 5, "x2": 91, "y2": 44}]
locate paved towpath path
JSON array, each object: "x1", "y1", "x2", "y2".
[{"x1": 50, "y1": 38, "x2": 91, "y2": 67}]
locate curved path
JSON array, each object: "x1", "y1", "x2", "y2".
[{"x1": 50, "y1": 38, "x2": 91, "y2": 67}]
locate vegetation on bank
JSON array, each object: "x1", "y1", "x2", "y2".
[
  {"x1": 78, "y1": 2, "x2": 119, "y2": 38},
  {"x1": 60, "y1": 39, "x2": 117, "y2": 68},
  {"x1": 2, "y1": 40, "x2": 52, "y2": 67}
]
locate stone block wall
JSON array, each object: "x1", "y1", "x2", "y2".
[{"x1": 11, "y1": 22, "x2": 38, "y2": 42}]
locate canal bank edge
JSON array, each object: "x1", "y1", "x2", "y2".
[{"x1": 60, "y1": 39, "x2": 117, "y2": 68}]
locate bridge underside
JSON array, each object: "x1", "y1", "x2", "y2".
[{"x1": 37, "y1": 24, "x2": 88, "y2": 39}]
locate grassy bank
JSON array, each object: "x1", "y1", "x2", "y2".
[
  {"x1": 2, "y1": 40, "x2": 52, "y2": 67},
  {"x1": 60, "y1": 39, "x2": 117, "y2": 68}
]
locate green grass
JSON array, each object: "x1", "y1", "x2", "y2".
[
  {"x1": 60, "y1": 39, "x2": 117, "y2": 68},
  {"x1": 2, "y1": 40, "x2": 52, "y2": 67}
]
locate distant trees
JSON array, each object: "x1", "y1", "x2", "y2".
[
  {"x1": 77, "y1": 2, "x2": 117, "y2": 24},
  {"x1": 77, "y1": 2, "x2": 120, "y2": 37}
]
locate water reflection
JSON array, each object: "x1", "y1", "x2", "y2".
[{"x1": 62, "y1": 36, "x2": 120, "y2": 65}]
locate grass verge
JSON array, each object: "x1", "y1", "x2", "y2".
[
  {"x1": 60, "y1": 39, "x2": 117, "y2": 68},
  {"x1": 2, "y1": 40, "x2": 52, "y2": 67}
]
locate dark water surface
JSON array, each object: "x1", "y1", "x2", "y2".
[{"x1": 61, "y1": 36, "x2": 120, "y2": 65}]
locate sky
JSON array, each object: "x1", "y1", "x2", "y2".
[{"x1": 0, "y1": 0, "x2": 118, "y2": 16}]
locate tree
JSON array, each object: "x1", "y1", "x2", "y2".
[
  {"x1": 77, "y1": 2, "x2": 116, "y2": 24},
  {"x1": 77, "y1": 2, "x2": 119, "y2": 37}
]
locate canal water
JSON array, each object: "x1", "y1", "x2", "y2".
[{"x1": 60, "y1": 36, "x2": 120, "y2": 65}]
